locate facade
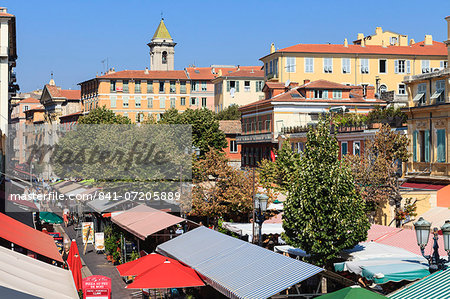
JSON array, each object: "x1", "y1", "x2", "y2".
[
  {"x1": 185, "y1": 67, "x2": 216, "y2": 110},
  {"x1": 0, "y1": 7, "x2": 18, "y2": 134},
  {"x1": 10, "y1": 97, "x2": 41, "y2": 124},
  {"x1": 260, "y1": 27, "x2": 447, "y2": 108},
  {"x1": 148, "y1": 19, "x2": 175, "y2": 71},
  {"x1": 219, "y1": 120, "x2": 242, "y2": 168},
  {"x1": 40, "y1": 81, "x2": 82, "y2": 123},
  {"x1": 238, "y1": 79, "x2": 386, "y2": 167},
  {"x1": 213, "y1": 67, "x2": 264, "y2": 113}
]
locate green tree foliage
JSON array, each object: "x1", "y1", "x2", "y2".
[
  {"x1": 216, "y1": 104, "x2": 241, "y2": 120},
  {"x1": 283, "y1": 118, "x2": 370, "y2": 267},
  {"x1": 78, "y1": 106, "x2": 131, "y2": 124}
]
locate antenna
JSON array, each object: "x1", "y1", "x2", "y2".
[
  {"x1": 51, "y1": 71, "x2": 53, "y2": 79},
  {"x1": 161, "y1": 11, "x2": 164, "y2": 20}
]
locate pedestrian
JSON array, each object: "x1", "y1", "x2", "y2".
[{"x1": 63, "y1": 212, "x2": 69, "y2": 227}]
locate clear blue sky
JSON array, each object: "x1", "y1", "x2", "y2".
[{"x1": 4, "y1": 0, "x2": 450, "y2": 92}]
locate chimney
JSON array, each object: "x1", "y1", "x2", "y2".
[
  {"x1": 112, "y1": 67, "x2": 115, "y2": 72},
  {"x1": 218, "y1": 69, "x2": 222, "y2": 77},
  {"x1": 237, "y1": 65, "x2": 240, "y2": 71},
  {"x1": 303, "y1": 79, "x2": 310, "y2": 85},
  {"x1": 424, "y1": 35, "x2": 433, "y2": 45},
  {"x1": 410, "y1": 39, "x2": 415, "y2": 45},
  {"x1": 375, "y1": 27, "x2": 382, "y2": 35},
  {"x1": 344, "y1": 38, "x2": 348, "y2": 47},
  {"x1": 361, "y1": 38, "x2": 366, "y2": 47},
  {"x1": 357, "y1": 33, "x2": 364, "y2": 40},
  {"x1": 381, "y1": 40, "x2": 386, "y2": 48},
  {"x1": 270, "y1": 43, "x2": 275, "y2": 53},
  {"x1": 144, "y1": 67, "x2": 149, "y2": 74}
]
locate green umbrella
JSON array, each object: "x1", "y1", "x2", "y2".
[
  {"x1": 39, "y1": 212, "x2": 63, "y2": 224},
  {"x1": 317, "y1": 286, "x2": 387, "y2": 299}
]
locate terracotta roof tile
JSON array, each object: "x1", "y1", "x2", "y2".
[
  {"x1": 265, "y1": 82, "x2": 285, "y2": 89},
  {"x1": 98, "y1": 70, "x2": 188, "y2": 80},
  {"x1": 220, "y1": 68, "x2": 264, "y2": 78},
  {"x1": 18, "y1": 97, "x2": 40, "y2": 104},
  {"x1": 274, "y1": 41, "x2": 447, "y2": 57},
  {"x1": 298, "y1": 79, "x2": 352, "y2": 89},
  {"x1": 219, "y1": 120, "x2": 242, "y2": 134},
  {"x1": 185, "y1": 67, "x2": 215, "y2": 80},
  {"x1": 45, "y1": 85, "x2": 80, "y2": 100}
]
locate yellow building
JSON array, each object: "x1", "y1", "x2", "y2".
[{"x1": 260, "y1": 27, "x2": 447, "y2": 107}]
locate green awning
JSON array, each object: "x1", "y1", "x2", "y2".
[
  {"x1": 39, "y1": 212, "x2": 63, "y2": 224},
  {"x1": 317, "y1": 286, "x2": 387, "y2": 298},
  {"x1": 361, "y1": 263, "x2": 429, "y2": 284},
  {"x1": 389, "y1": 268, "x2": 450, "y2": 299}
]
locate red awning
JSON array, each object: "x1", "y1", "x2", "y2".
[
  {"x1": 116, "y1": 253, "x2": 177, "y2": 276},
  {"x1": 111, "y1": 205, "x2": 185, "y2": 240},
  {"x1": 0, "y1": 213, "x2": 63, "y2": 262},
  {"x1": 401, "y1": 182, "x2": 447, "y2": 190}
]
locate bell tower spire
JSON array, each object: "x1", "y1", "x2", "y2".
[{"x1": 148, "y1": 18, "x2": 176, "y2": 71}]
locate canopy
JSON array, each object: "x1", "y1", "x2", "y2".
[
  {"x1": 334, "y1": 243, "x2": 429, "y2": 284},
  {"x1": 221, "y1": 222, "x2": 284, "y2": 242},
  {"x1": 0, "y1": 212, "x2": 63, "y2": 262},
  {"x1": 157, "y1": 226, "x2": 323, "y2": 299},
  {"x1": 389, "y1": 268, "x2": 450, "y2": 299},
  {"x1": 274, "y1": 245, "x2": 308, "y2": 257},
  {"x1": 318, "y1": 286, "x2": 387, "y2": 298},
  {"x1": 111, "y1": 204, "x2": 185, "y2": 240},
  {"x1": 0, "y1": 286, "x2": 42, "y2": 299},
  {"x1": 116, "y1": 253, "x2": 176, "y2": 276},
  {"x1": 86, "y1": 198, "x2": 130, "y2": 213},
  {"x1": 0, "y1": 246, "x2": 79, "y2": 299},
  {"x1": 66, "y1": 240, "x2": 80, "y2": 270},
  {"x1": 126, "y1": 260, "x2": 205, "y2": 289},
  {"x1": 39, "y1": 212, "x2": 63, "y2": 224},
  {"x1": 70, "y1": 254, "x2": 82, "y2": 291}
]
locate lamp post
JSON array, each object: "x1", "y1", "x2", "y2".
[
  {"x1": 413, "y1": 217, "x2": 450, "y2": 272},
  {"x1": 254, "y1": 193, "x2": 268, "y2": 247}
]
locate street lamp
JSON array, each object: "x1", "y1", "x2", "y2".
[
  {"x1": 413, "y1": 217, "x2": 450, "y2": 272},
  {"x1": 254, "y1": 193, "x2": 268, "y2": 247}
]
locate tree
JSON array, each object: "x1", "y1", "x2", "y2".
[
  {"x1": 345, "y1": 124, "x2": 411, "y2": 226},
  {"x1": 283, "y1": 117, "x2": 370, "y2": 267},
  {"x1": 216, "y1": 104, "x2": 241, "y2": 120},
  {"x1": 78, "y1": 106, "x2": 131, "y2": 124}
]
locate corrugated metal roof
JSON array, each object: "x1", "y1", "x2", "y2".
[
  {"x1": 389, "y1": 269, "x2": 450, "y2": 299},
  {"x1": 156, "y1": 226, "x2": 323, "y2": 299}
]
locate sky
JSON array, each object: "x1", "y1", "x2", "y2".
[{"x1": 4, "y1": 0, "x2": 450, "y2": 92}]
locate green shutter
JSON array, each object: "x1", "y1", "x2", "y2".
[
  {"x1": 413, "y1": 131, "x2": 417, "y2": 162},
  {"x1": 425, "y1": 130, "x2": 430, "y2": 162},
  {"x1": 437, "y1": 129, "x2": 446, "y2": 163},
  {"x1": 236, "y1": 81, "x2": 240, "y2": 92},
  {"x1": 227, "y1": 81, "x2": 230, "y2": 92}
]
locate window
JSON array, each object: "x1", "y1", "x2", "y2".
[
  {"x1": 274, "y1": 58, "x2": 279, "y2": 76},
  {"x1": 170, "y1": 81, "x2": 176, "y2": 93},
  {"x1": 341, "y1": 142, "x2": 348, "y2": 156},
  {"x1": 265, "y1": 62, "x2": 268, "y2": 76},
  {"x1": 230, "y1": 140, "x2": 238, "y2": 153},
  {"x1": 123, "y1": 112, "x2": 128, "y2": 118},
  {"x1": 180, "y1": 97, "x2": 186, "y2": 106},
  {"x1": 286, "y1": 57, "x2": 296, "y2": 72},
  {"x1": 421, "y1": 60, "x2": 430, "y2": 73},
  {"x1": 379, "y1": 59, "x2": 387, "y2": 73},
  {"x1": 342, "y1": 58, "x2": 351, "y2": 74},
  {"x1": 201, "y1": 81, "x2": 207, "y2": 91},
  {"x1": 135, "y1": 96, "x2": 141, "y2": 108},
  {"x1": 440, "y1": 61, "x2": 448, "y2": 69},
  {"x1": 323, "y1": 58, "x2": 333, "y2": 73},
  {"x1": 305, "y1": 57, "x2": 314, "y2": 73},
  {"x1": 437, "y1": 129, "x2": 446, "y2": 162},
  {"x1": 390, "y1": 37, "x2": 398, "y2": 45},
  {"x1": 269, "y1": 60, "x2": 273, "y2": 74},
  {"x1": 413, "y1": 130, "x2": 418, "y2": 162},
  {"x1": 170, "y1": 97, "x2": 176, "y2": 108},
  {"x1": 23, "y1": 105, "x2": 29, "y2": 112},
  {"x1": 159, "y1": 81, "x2": 165, "y2": 93},
  {"x1": 162, "y1": 51, "x2": 167, "y2": 64},
  {"x1": 361, "y1": 84, "x2": 369, "y2": 97},
  {"x1": 147, "y1": 80, "x2": 153, "y2": 93},
  {"x1": 395, "y1": 60, "x2": 410, "y2": 74},
  {"x1": 360, "y1": 59, "x2": 369, "y2": 74},
  {"x1": 202, "y1": 97, "x2": 207, "y2": 108},
  {"x1": 110, "y1": 80, "x2": 116, "y2": 92},
  {"x1": 353, "y1": 141, "x2": 360, "y2": 156},
  {"x1": 123, "y1": 80, "x2": 129, "y2": 92},
  {"x1": 398, "y1": 84, "x2": 406, "y2": 95},
  {"x1": 256, "y1": 81, "x2": 263, "y2": 92},
  {"x1": 135, "y1": 80, "x2": 141, "y2": 93},
  {"x1": 416, "y1": 83, "x2": 427, "y2": 105},
  {"x1": 265, "y1": 120, "x2": 271, "y2": 131},
  {"x1": 227, "y1": 81, "x2": 239, "y2": 92},
  {"x1": 180, "y1": 81, "x2": 186, "y2": 93},
  {"x1": 314, "y1": 90, "x2": 328, "y2": 99},
  {"x1": 147, "y1": 97, "x2": 153, "y2": 108},
  {"x1": 110, "y1": 96, "x2": 116, "y2": 108},
  {"x1": 191, "y1": 81, "x2": 198, "y2": 91},
  {"x1": 431, "y1": 80, "x2": 446, "y2": 103},
  {"x1": 332, "y1": 90, "x2": 342, "y2": 99},
  {"x1": 136, "y1": 113, "x2": 143, "y2": 123},
  {"x1": 379, "y1": 84, "x2": 387, "y2": 93},
  {"x1": 190, "y1": 97, "x2": 197, "y2": 106},
  {"x1": 420, "y1": 130, "x2": 430, "y2": 163},
  {"x1": 244, "y1": 81, "x2": 250, "y2": 92},
  {"x1": 159, "y1": 97, "x2": 166, "y2": 108},
  {"x1": 123, "y1": 96, "x2": 129, "y2": 108}
]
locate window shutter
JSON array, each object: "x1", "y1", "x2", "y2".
[
  {"x1": 227, "y1": 81, "x2": 230, "y2": 92},
  {"x1": 395, "y1": 60, "x2": 398, "y2": 73},
  {"x1": 437, "y1": 129, "x2": 446, "y2": 162},
  {"x1": 323, "y1": 90, "x2": 328, "y2": 99},
  {"x1": 425, "y1": 130, "x2": 430, "y2": 162},
  {"x1": 413, "y1": 131, "x2": 417, "y2": 162},
  {"x1": 236, "y1": 81, "x2": 240, "y2": 92},
  {"x1": 406, "y1": 60, "x2": 411, "y2": 74}
]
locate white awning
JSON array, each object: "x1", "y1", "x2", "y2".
[
  {"x1": 412, "y1": 93, "x2": 424, "y2": 102},
  {"x1": 0, "y1": 246, "x2": 78, "y2": 299},
  {"x1": 430, "y1": 90, "x2": 443, "y2": 99}
]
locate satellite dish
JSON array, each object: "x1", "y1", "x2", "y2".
[{"x1": 284, "y1": 80, "x2": 291, "y2": 87}]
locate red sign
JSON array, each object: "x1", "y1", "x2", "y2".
[{"x1": 82, "y1": 275, "x2": 111, "y2": 299}]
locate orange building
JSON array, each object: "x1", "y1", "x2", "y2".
[{"x1": 219, "y1": 120, "x2": 242, "y2": 168}]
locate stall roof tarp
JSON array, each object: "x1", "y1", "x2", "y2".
[
  {"x1": 0, "y1": 213, "x2": 63, "y2": 262},
  {"x1": 111, "y1": 204, "x2": 185, "y2": 240},
  {"x1": 0, "y1": 286, "x2": 42, "y2": 299},
  {"x1": 57, "y1": 182, "x2": 84, "y2": 194},
  {"x1": 156, "y1": 226, "x2": 323, "y2": 299},
  {"x1": 222, "y1": 222, "x2": 284, "y2": 236},
  {"x1": 389, "y1": 268, "x2": 450, "y2": 299},
  {"x1": 0, "y1": 246, "x2": 78, "y2": 299},
  {"x1": 86, "y1": 198, "x2": 130, "y2": 213}
]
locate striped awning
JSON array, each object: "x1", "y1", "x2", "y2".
[
  {"x1": 389, "y1": 268, "x2": 450, "y2": 299},
  {"x1": 156, "y1": 226, "x2": 323, "y2": 299}
]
